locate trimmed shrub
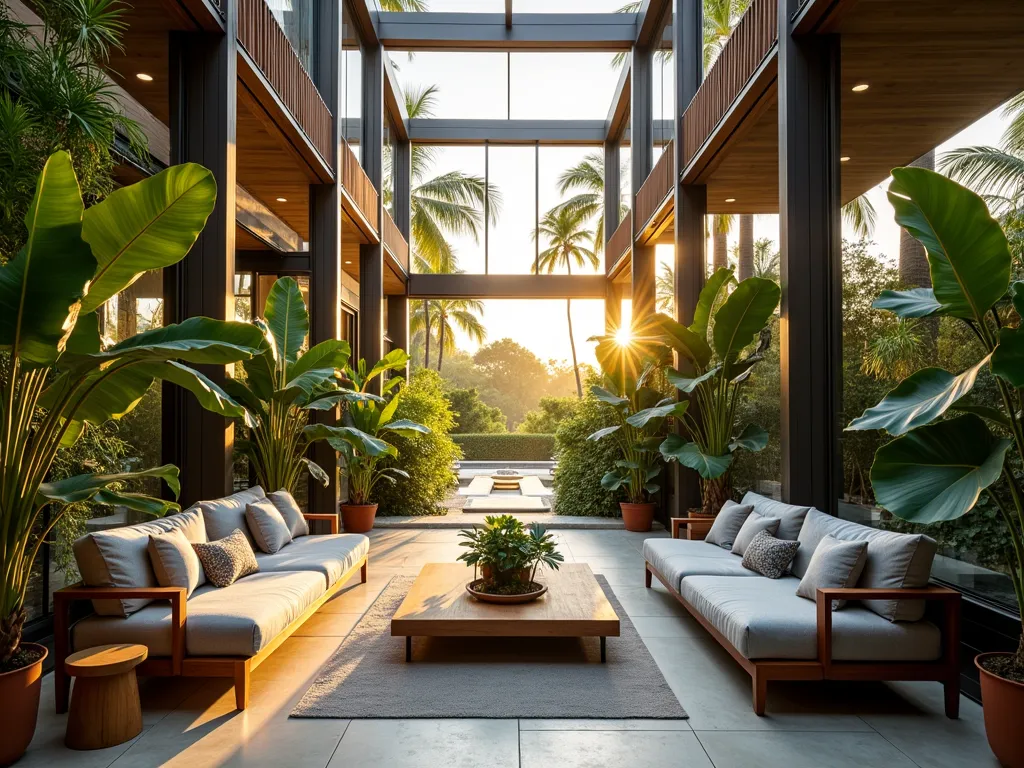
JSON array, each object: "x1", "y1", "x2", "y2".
[
  {"x1": 453, "y1": 433, "x2": 555, "y2": 461},
  {"x1": 552, "y1": 392, "x2": 623, "y2": 517},
  {"x1": 373, "y1": 369, "x2": 460, "y2": 516}
]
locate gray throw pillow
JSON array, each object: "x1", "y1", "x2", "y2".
[
  {"x1": 731, "y1": 512, "x2": 781, "y2": 556},
  {"x1": 705, "y1": 501, "x2": 754, "y2": 549},
  {"x1": 796, "y1": 535, "x2": 869, "y2": 610},
  {"x1": 268, "y1": 489, "x2": 309, "y2": 538},
  {"x1": 741, "y1": 530, "x2": 800, "y2": 579},
  {"x1": 246, "y1": 500, "x2": 293, "y2": 554},
  {"x1": 192, "y1": 529, "x2": 259, "y2": 588},
  {"x1": 148, "y1": 528, "x2": 205, "y2": 597},
  {"x1": 199, "y1": 485, "x2": 264, "y2": 547}
]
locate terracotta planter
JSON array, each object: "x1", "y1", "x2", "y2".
[
  {"x1": 340, "y1": 503, "x2": 378, "y2": 533},
  {"x1": 0, "y1": 642, "x2": 47, "y2": 765},
  {"x1": 976, "y1": 652, "x2": 1024, "y2": 767},
  {"x1": 620, "y1": 502, "x2": 656, "y2": 532},
  {"x1": 480, "y1": 565, "x2": 531, "y2": 585}
]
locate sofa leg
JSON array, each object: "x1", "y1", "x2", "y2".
[
  {"x1": 361, "y1": 558, "x2": 368, "y2": 584},
  {"x1": 644, "y1": 566, "x2": 652, "y2": 589},
  {"x1": 944, "y1": 676, "x2": 961, "y2": 719},
  {"x1": 752, "y1": 672, "x2": 767, "y2": 716},
  {"x1": 234, "y1": 661, "x2": 251, "y2": 710}
]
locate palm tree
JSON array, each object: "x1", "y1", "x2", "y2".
[
  {"x1": 899, "y1": 151, "x2": 935, "y2": 288},
  {"x1": 555, "y1": 152, "x2": 628, "y2": 254},
  {"x1": 843, "y1": 195, "x2": 877, "y2": 239},
  {"x1": 751, "y1": 237, "x2": 779, "y2": 279},
  {"x1": 737, "y1": 214, "x2": 754, "y2": 279},
  {"x1": 533, "y1": 206, "x2": 600, "y2": 397},
  {"x1": 431, "y1": 299, "x2": 486, "y2": 373},
  {"x1": 711, "y1": 214, "x2": 733, "y2": 272},
  {"x1": 656, "y1": 261, "x2": 675, "y2": 314},
  {"x1": 703, "y1": 0, "x2": 753, "y2": 68}
]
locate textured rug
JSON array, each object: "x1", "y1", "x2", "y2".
[{"x1": 291, "y1": 575, "x2": 686, "y2": 719}]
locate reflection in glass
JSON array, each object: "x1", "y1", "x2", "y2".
[
  {"x1": 342, "y1": 1, "x2": 363, "y2": 163},
  {"x1": 267, "y1": 0, "x2": 314, "y2": 72}
]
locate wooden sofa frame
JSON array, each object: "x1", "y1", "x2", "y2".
[
  {"x1": 53, "y1": 513, "x2": 366, "y2": 713},
  {"x1": 647, "y1": 517, "x2": 961, "y2": 718}
]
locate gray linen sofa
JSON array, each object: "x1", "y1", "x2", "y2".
[
  {"x1": 53, "y1": 486, "x2": 369, "y2": 712},
  {"x1": 643, "y1": 492, "x2": 961, "y2": 717}
]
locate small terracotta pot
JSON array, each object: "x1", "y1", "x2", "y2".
[
  {"x1": 976, "y1": 652, "x2": 1024, "y2": 767},
  {"x1": 620, "y1": 502, "x2": 656, "y2": 532},
  {"x1": 0, "y1": 642, "x2": 47, "y2": 765},
  {"x1": 340, "y1": 503, "x2": 378, "y2": 533}
]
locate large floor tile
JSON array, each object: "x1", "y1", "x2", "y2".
[
  {"x1": 520, "y1": 718, "x2": 692, "y2": 731},
  {"x1": 696, "y1": 731, "x2": 919, "y2": 768},
  {"x1": 329, "y1": 719, "x2": 519, "y2": 768},
  {"x1": 630, "y1": 614, "x2": 707, "y2": 639},
  {"x1": 519, "y1": 729, "x2": 714, "y2": 768}
]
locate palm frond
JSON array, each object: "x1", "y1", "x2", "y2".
[
  {"x1": 842, "y1": 194, "x2": 876, "y2": 239},
  {"x1": 938, "y1": 145, "x2": 1024, "y2": 199}
]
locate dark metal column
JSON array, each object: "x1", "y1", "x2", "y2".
[
  {"x1": 390, "y1": 138, "x2": 412, "y2": 379},
  {"x1": 630, "y1": 43, "x2": 656, "y2": 327},
  {"x1": 777, "y1": 2, "x2": 842, "y2": 513},
  {"x1": 308, "y1": 0, "x2": 343, "y2": 514},
  {"x1": 359, "y1": 41, "x2": 385, "y2": 390},
  {"x1": 164, "y1": 12, "x2": 237, "y2": 505},
  {"x1": 604, "y1": 139, "x2": 622, "y2": 333}
]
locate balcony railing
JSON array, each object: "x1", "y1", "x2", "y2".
[
  {"x1": 238, "y1": 0, "x2": 334, "y2": 166},
  {"x1": 682, "y1": 0, "x2": 778, "y2": 167},
  {"x1": 635, "y1": 141, "x2": 674, "y2": 234},
  {"x1": 382, "y1": 209, "x2": 410, "y2": 274},
  {"x1": 342, "y1": 141, "x2": 379, "y2": 233},
  {"x1": 606, "y1": 217, "x2": 632, "y2": 274}
]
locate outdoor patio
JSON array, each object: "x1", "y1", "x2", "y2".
[{"x1": 21, "y1": 527, "x2": 994, "y2": 768}]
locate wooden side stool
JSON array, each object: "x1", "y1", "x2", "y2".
[{"x1": 64, "y1": 643, "x2": 148, "y2": 750}]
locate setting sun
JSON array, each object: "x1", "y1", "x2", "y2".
[{"x1": 614, "y1": 326, "x2": 633, "y2": 347}]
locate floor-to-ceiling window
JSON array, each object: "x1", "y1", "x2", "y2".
[{"x1": 341, "y1": 0, "x2": 363, "y2": 165}]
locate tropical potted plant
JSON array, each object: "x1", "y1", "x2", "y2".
[
  {"x1": 307, "y1": 351, "x2": 429, "y2": 532},
  {"x1": 224, "y1": 277, "x2": 352, "y2": 494},
  {"x1": 656, "y1": 268, "x2": 780, "y2": 515},
  {"x1": 845, "y1": 167, "x2": 1024, "y2": 767},
  {"x1": 0, "y1": 153, "x2": 262, "y2": 763},
  {"x1": 457, "y1": 514, "x2": 564, "y2": 599}
]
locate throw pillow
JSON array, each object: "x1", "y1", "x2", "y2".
[
  {"x1": 199, "y1": 485, "x2": 264, "y2": 547},
  {"x1": 192, "y1": 529, "x2": 259, "y2": 588},
  {"x1": 704, "y1": 501, "x2": 754, "y2": 549},
  {"x1": 731, "y1": 512, "x2": 781, "y2": 556},
  {"x1": 796, "y1": 535, "x2": 869, "y2": 610},
  {"x1": 148, "y1": 528, "x2": 205, "y2": 597},
  {"x1": 741, "y1": 530, "x2": 800, "y2": 579},
  {"x1": 246, "y1": 499, "x2": 293, "y2": 554},
  {"x1": 267, "y1": 489, "x2": 309, "y2": 538}
]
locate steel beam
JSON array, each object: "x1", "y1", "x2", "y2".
[
  {"x1": 407, "y1": 274, "x2": 607, "y2": 300},
  {"x1": 606, "y1": 62, "x2": 631, "y2": 140},
  {"x1": 408, "y1": 119, "x2": 607, "y2": 145},
  {"x1": 630, "y1": 43, "x2": 656, "y2": 326},
  {"x1": 359, "y1": 41, "x2": 386, "y2": 393}
]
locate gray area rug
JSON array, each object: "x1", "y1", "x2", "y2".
[{"x1": 292, "y1": 575, "x2": 686, "y2": 719}]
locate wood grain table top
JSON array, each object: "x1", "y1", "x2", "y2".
[{"x1": 65, "y1": 643, "x2": 148, "y2": 677}]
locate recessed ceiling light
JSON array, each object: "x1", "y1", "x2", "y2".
[
  {"x1": 851, "y1": 83, "x2": 869, "y2": 92},
  {"x1": 276, "y1": 197, "x2": 287, "y2": 202},
  {"x1": 840, "y1": 156, "x2": 851, "y2": 162},
  {"x1": 725, "y1": 198, "x2": 736, "y2": 203},
  {"x1": 136, "y1": 73, "x2": 153, "y2": 82},
  {"x1": 344, "y1": 260, "x2": 353, "y2": 265}
]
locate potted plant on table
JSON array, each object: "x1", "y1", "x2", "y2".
[
  {"x1": 0, "y1": 153, "x2": 262, "y2": 763},
  {"x1": 457, "y1": 514, "x2": 564, "y2": 600},
  {"x1": 844, "y1": 167, "x2": 1024, "y2": 767},
  {"x1": 656, "y1": 268, "x2": 780, "y2": 516}
]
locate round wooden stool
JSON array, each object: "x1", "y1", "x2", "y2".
[{"x1": 64, "y1": 643, "x2": 148, "y2": 750}]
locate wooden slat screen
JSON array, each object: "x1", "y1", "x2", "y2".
[
  {"x1": 606, "y1": 216, "x2": 633, "y2": 274},
  {"x1": 382, "y1": 209, "x2": 410, "y2": 273},
  {"x1": 238, "y1": 0, "x2": 334, "y2": 166},
  {"x1": 635, "y1": 141, "x2": 674, "y2": 233},
  {"x1": 682, "y1": 0, "x2": 777, "y2": 167},
  {"x1": 341, "y1": 141, "x2": 379, "y2": 233}
]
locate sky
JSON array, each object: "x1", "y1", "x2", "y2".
[{"x1": 392, "y1": 6, "x2": 1014, "y2": 370}]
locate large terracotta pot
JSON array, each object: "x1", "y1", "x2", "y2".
[
  {"x1": 619, "y1": 502, "x2": 656, "y2": 532},
  {"x1": 976, "y1": 653, "x2": 1024, "y2": 767},
  {"x1": 340, "y1": 503, "x2": 378, "y2": 533},
  {"x1": 0, "y1": 642, "x2": 47, "y2": 766}
]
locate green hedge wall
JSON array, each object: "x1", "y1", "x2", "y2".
[{"x1": 453, "y1": 433, "x2": 556, "y2": 461}]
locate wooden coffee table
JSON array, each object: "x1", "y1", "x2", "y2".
[{"x1": 391, "y1": 563, "x2": 620, "y2": 662}]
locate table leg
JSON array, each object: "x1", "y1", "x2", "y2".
[
  {"x1": 601, "y1": 636, "x2": 606, "y2": 663},
  {"x1": 406, "y1": 636, "x2": 412, "y2": 662}
]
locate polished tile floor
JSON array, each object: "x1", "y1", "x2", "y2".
[{"x1": 23, "y1": 528, "x2": 997, "y2": 767}]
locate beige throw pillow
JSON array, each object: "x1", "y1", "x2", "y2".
[
  {"x1": 148, "y1": 528, "x2": 205, "y2": 597},
  {"x1": 246, "y1": 499, "x2": 293, "y2": 554},
  {"x1": 192, "y1": 530, "x2": 259, "y2": 588},
  {"x1": 267, "y1": 489, "x2": 309, "y2": 538}
]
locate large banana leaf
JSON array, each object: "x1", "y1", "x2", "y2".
[
  {"x1": 626, "y1": 400, "x2": 688, "y2": 428},
  {"x1": 37, "y1": 464, "x2": 181, "y2": 505},
  {"x1": 220, "y1": 376, "x2": 269, "y2": 422},
  {"x1": 93, "y1": 317, "x2": 264, "y2": 365},
  {"x1": 0, "y1": 151, "x2": 96, "y2": 365},
  {"x1": 991, "y1": 327, "x2": 1024, "y2": 388},
  {"x1": 304, "y1": 424, "x2": 396, "y2": 457},
  {"x1": 264, "y1": 277, "x2": 308, "y2": 365},
  {"x1": 80, "y1": 163, "x2": 216, "y2": 313},
  {"x1": 657, "y1": 314, "x2": 713, "y2": 370},
  {"x1": 870, "y1": 414, "x2": 1010, "y2": 524},
  {"x1": 666, "y1": 367, "x2": 718, "y2": 394},
  {"x1": 365, "y1": 348, "x2": 410, "y2": 383},
  {"x1": 275, "y1": 368, "x2": 339, "y2": 404},
  {"x1": 690, "y1": 267, "x2": 734, "y2": 338},
  {"x1": 712, "y1": 277, "x2": 780, "y2": 362},
  {"x1": 888, "y1": 167, "x2": 1010, "y2": 321},
  {"x1": 659, "y1": 434, "x2": 732, "y2": 479},
  {"x1": 847, "y1": 355, "x2": 991, "y2": 436},
  {"x1": 287, "y1": 339, "x2": 351, "y2": 382},
  {"x1": 872, "y1": 287, "x2": 947, "y2": 318}
]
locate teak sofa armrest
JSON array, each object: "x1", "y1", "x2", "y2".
[
  {"x1": 815, "y1": 585, "x2": 961, "y2": 671},
  {"x1": 670, "y1": 517, "x2": 711, "y2": 539},
  {"x1": 303, "y1": 512, "x2": 339, "y2": 534}
]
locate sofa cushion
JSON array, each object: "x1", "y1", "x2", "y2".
[
  {"x1": 246, "y1": 499, "x2": 292, "y2": 554},
  {"x1": 254, "y1": 533, "x2": 369, "y2": 589},
  {"x1": 679, "y1": 575, "x2": 942, "y2": 661},
  {"x1": 741, "y1": 531, "x2": 800, "y2": 579},
  {"x1": 199, "y1": 486, "x2": 265, "y2": 546},
  {"x1": 741, "y1": 492, "x2": 811, "y2": 541},
  {"x1": 267, "y1": 489, "x2": 309, "y2": 538},
  {"x1": 148, "y1": 528, "x2": 205, "y2": 597},
  {"x1": 795, "y1": 535, "x2": 868, "y2": 609},
  {"x1": 72, "y1": 509, "x2": 207, "y2": 617},
  {"x1": 643, "y1": 538, "x2": 756, "y2": 591},
  {"x1": 705, "y1": 501, "x2": 754, "y2": 549},
  {"x1": 73, "y1": 570, "x2": 326, "y2": 657},
  {"x1": 796, "y1": 509, "x2": 937, "y2": 621},
  {"x1": 731, "y1": 512, "x2": 780, "y2": 556},
  {"x1": 193, "y1": 530, "x2": 260, "y2": 588}
]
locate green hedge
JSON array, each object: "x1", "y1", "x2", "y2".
[
  {"x1": 552, "y1": 392, "x2": 623, "y2": 517},
  {"x1": 453, "y1": 433, "x2": 556, "y2": 461}
]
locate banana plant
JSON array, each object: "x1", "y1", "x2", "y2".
[
  {"x1": 304, "y1": 350, "x2": 429, "y2": 505},
  {"x1": 223, "y1": 277, "x2": 353, "y2": 494},
  {"x1": 0, "y1": 152, "x2": 263, "y2": 664},
  {"x1": 656, "y1": 268, "x2": 780, "y2": 514},
  {"x1": 847, "y1": 168, "x2": 1024, "y2": 675}
]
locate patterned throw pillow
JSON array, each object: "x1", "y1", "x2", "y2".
[
  {"x1": 192, "y1": 529, "x2": 259, "y2": 588},
  {"x1": 741, "y1": 530, "x2": 800, "y2": 579}
]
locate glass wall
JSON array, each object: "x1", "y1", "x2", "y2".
[
  {"x1": 487, "y1": 145, "x2": 535, "y2": 275},
  {"x1": 652, "y1": 12, "x2": 674, "y2": 165},
  {"x1": 267, "y1": 0, "x2": 314, "y2": 73},
  {"x1": 383, "y1": 113, "x2": 397, "y2": 217},
  {"x1": 509, "y1": 53, "x2": 620, "y2": 120},
  {"x1": 341, "y1": 0, "x2": 363, "y2": 163}
]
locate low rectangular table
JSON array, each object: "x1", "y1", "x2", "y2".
[{"x1": 391, "y1": 563, "x2": 620, "y2": 662}]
